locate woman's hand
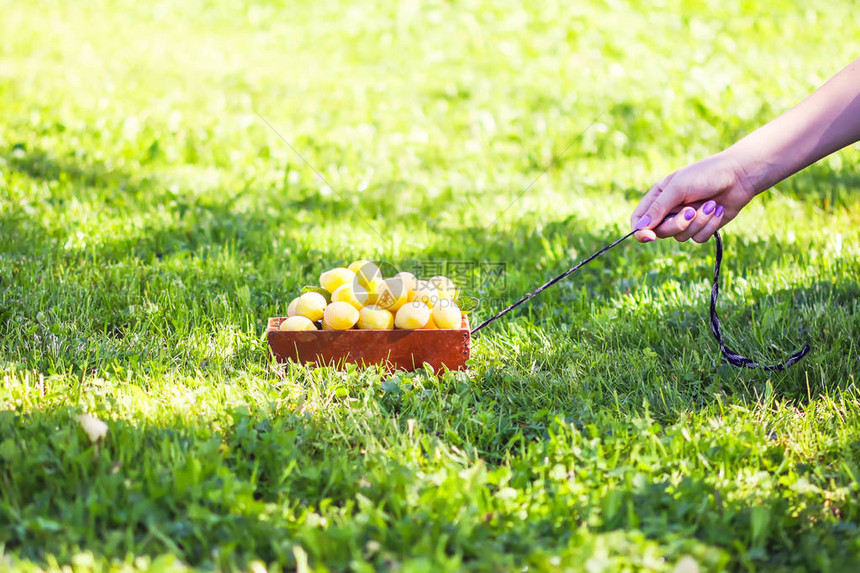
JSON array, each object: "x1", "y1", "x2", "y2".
[
  {"x1": 630, "y1": 59, "x2": 860, "y2": 243},
  {"x1": 630, "y1": 151, "x2": 757, "y2": 243}
]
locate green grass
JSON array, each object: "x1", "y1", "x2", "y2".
[{"x1": 2, "y1": 0, "x2": 860, "y2": 571}]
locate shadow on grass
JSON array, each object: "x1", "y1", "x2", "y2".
[
  {"x1": 1, "y1": 145, "x2": 140, "y2": 258},
  {"x1": 2, "y1": 143, "x2": 858, "y2": 419},
  {"x1": 1, "y1": 146, "x2": 857, "y2": 568},
  {"x1": 461, "y1": 276, "x2": 858, "y2": 426},
  {"x1": 1, "y1": 143, "x2": 362, "y2": 268},
  {"x1": 3, "y1": 146, "x2": 137, "y2": 189},
  {"x1": 2, "y1": 141, "x2": 849, "y2": 290}
]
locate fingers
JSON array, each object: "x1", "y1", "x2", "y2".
[
  {"x1": 673, "y1": 200, "x2": 718, "y2": 242},
  {"x1": 631, "y1": 174, "x2": 682, "y2": 240},
  {"x1": 690, "y1": 203, "x2": 726, "y2": 243},
  {"x1": 634, "y1": 204, "x2": 698, "y2": 243},
  {"x1": 640, "y1": 201, "x2": 726, "y2": 244},
  {"x1": 653, "y1": 207, "x2": 698, "y2": 238},
  {"x1": 631, "y1": 174, "x2": 686, "y2": 239},
  {"x1": 633, "y1": 228, "x2": 657, "y2": 242},
  {"x1": 630, "y1": 179, "x2": 667, "y2": 231}
]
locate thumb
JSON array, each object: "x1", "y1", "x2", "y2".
[{"x1": 634, "y1": 179, "x2": 685, "y2": 231}]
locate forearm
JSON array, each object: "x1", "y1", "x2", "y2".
[{"x1": 728, "y1": 57, "x2": 860, "y2": 194}]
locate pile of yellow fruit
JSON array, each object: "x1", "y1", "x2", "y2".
[{"x1": 279, "y1": 260, "x2": 463, "y2": 331}]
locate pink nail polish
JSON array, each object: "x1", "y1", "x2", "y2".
[
  {"x1": 684, "y1": 209, "x2": 695, "y2": 221},
  {"x1": 703, "y1": 200, "x2": 716, "y2": 215},
  {"x1": 715, "y1": 204, "x2": 724, "y2": 217},
  {"x1": 643, "y1": 236, "x2": 655, "y2": 242},
  {"x1": 636, "y1": 215, "x2": 651, "y2": 229}
]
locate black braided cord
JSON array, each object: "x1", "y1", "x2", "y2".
[
  {"x1": 709, "y1": 231, "x2": 810, "y2": 371},
  {"x1": 470, "y1": 229, "x2": 811, "y2": 371}
]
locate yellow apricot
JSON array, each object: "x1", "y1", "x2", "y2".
[
  {"x1": 394, "y1": 271, "x2": 419, "y2": 297},
  {"x1": 348, "y1": 260, "x2": 383, "y2": 290},
  {"x1": 394, "y1": 301, "x2": 431, "y2": 330},
  {"x1": 432, "y1": 298, "x2": 462, "y2": 329},
  {"x1": 375, "y1": 277, "x2": 409, "y2": 312},
  {"x1": 429, "y1": 276, "x2": 459, "y2": 300},
  {"x1": 410, "y1": 279, "x2": 441, "y2": 308},
  {"x1": 294, "y1": 292, "x2": 326, "y2": 321},
  {"x1": 323, "y1": 301, "x2": 360, "y2": 330},
  {"x1": 331, "y1": 282, "x2": 372, "y2": 310},
  {"x1": 357, "y1": 305, "x2": 395, "y2": 330},
  {"x1": 287, "y1": 297, "x2": 300, "y2": 317},
  {"x1": 279, "y1": 316, "x2": 317, "y2": 331},
  {"x1": 320, "y1": 267, "x2": 356, "y2": 293}
]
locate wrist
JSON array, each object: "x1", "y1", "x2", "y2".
[
  {"x1": 721, "y1": 135, "x2": 814, "y2": 197},
  {"x1": 717, "y1": 147, "x2": 767, "y2": 198}
]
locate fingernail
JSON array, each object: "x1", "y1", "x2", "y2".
[
  {"x1": 635, "y1": 215, "x2": 651, "y2": 229},
  {"x1": 684, "y1": 208, "x2": 695, "y2": 221},
  {"x1": 715, "y1": 204, "x2": 724, "y2": 217},
  {"x1": 643, "y1": 236, "x2": 655, "y2": 242},
  {"x1": 703, "y1": 200, "x2": 716, "y2": 215}
]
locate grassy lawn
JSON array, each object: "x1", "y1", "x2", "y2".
[{"x1": 2, "y1": 0, "x2": 860, "y2": 570}]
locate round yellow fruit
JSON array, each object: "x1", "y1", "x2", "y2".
[
  {"x1": 394, "y1": 301, "x2": 431, "y2": 329},
  {"x1": 321, "y1": 318, "x2": 334, "y2": 331},
  {"x1": 375, "y1": 278, "x2": 409, "y2": 312},
  {"x1": 394, "y1": 271, "x2": 419, "y2": 296},
  {"x1": 347, "y1": 259, "x2": 371, "y2": 273},
  {"x1": 287, "y1": 297, "x2": 300, "y2": 317},
  {"x1": 331, "y1": 282, "x2": 372, "y2": 310},
  {"x1": 429, "y1": 276, "x2": 459, "y2": 300},
  {"x1": 357, "y1": 305, "x2": 395, "y2": 330},
  {"x1": 432, "y1": 298, "x2": 462, "y2": 329},
  {"x1": 295, "y1": 292, "x2": 327, "y2": 321},
  {"x1": 323, "y1": 301, "x2": 360, "y2": 330},
  {"x1": 279, "y1": 316, "x2": 317, "y2": 331},
  {"x1": 410, "y1": 280, "x2": 441, "y2": 307},
  {"x1": 319, "y1": 267, "x2": 356, "y2": 294},
  {"x1": 422, "y1": 314, "x2": 438, "y2": 329},
  {"x1": 348, "y1": 260, "x2": 383, "y2": 290}
]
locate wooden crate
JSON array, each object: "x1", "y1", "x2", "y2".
[{"x1": 266, "y1": 316, "x2": 471, "y2": 371}]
